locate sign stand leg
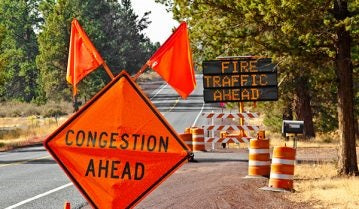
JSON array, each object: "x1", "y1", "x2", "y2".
[
  {"x1": 102, "y1": 62, "x2": 115, "y2": 80},
  {"x1": 211, "y1": 110, "x2": 215, "y2": 150},
  {"x1": 238, "y1": 102, "x2": 246, "y2": 137}
]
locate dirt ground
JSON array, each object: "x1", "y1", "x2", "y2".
[
  {"x1": 135, "y1": 146, "x2": 359, "y2": 209},
  {"x1": 78, "y1": 145, "x2": 359, "y2": 209},
  {"x1": 81, "y1": 161, "x2": 309, "y2": 209},
  {"x1": 80, "y1": 147, "x2": 323, "y2": 209},
  {"x1": 135, "y1": 160, "x2": 310, "y2": 209}
]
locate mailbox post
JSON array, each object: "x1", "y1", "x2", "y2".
[{"x1": 282, "y1": 120, "x2": 304, "y2": 148}]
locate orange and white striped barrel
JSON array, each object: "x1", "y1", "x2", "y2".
[
  {"x1": 191, "y1": 127, "x2": 206, "y2": 151},
  {"x1": 179, "y1": 133, "x2": 193, "y2": 151},
  {"x1": 268, "y1": 146, "x2": 296, "y2": 190},
  {"x1": 248, "y1": 138, "x2": 270, "y2": 177}
]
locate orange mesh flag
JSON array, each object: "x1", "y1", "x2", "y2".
[
  {"x1": 66, "y1": 18, "x2": 104, "y2": 95},
  {"x1": 146, "y1": 22, "x2": 196, "y2": 99}
]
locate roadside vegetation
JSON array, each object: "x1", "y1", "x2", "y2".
[
  {"x1": 0, "y1": 101, "x2": 71, "y2": 150},
  {"x1": 269, "y1": 130, "x2": 359, "y2": 208},
  {"x1": 0, "y1": 116, "x2": 68, "y2": 151},
  {"x1": 0, "y1": 0, "x2": 159, "y2": 150},
  {"x1": 0, "y1": 70, "x2": 160, "y2": 151},
  {"x1": 266, "y1": 126, "x2": 359, "y2": 208},
  {"x1": 0, "y1": 0, "x2": 158, "y2": 106},
  {"x1": 289, "y1": 163, "x2": 359, "y2": 209},
  {"x1": 269, "y1": 132, "x2": 342, "y2": 148},
  {"x1": 0, "y1": 101, "x2": 72, "y2": 117}
]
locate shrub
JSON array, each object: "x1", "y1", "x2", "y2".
[{"x1": 0, "y1": 101, "x2": 72, "y2": 117}]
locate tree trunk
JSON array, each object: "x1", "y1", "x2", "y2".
[
  {"x1": 282, "y1": 103, "x2": 293, "y2": 138},
  {"x1": 294, "y1": 76, "x2": 315, "y2": 138},
  {"x1": 334, "y1": 0, "x2": 359, "y2": 176},
  {"x1": 355, "y1": 116, "x2": 359, "y2": 140}
]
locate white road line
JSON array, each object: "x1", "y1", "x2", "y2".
[
  {"x1": 163, "y1": 98, "x2": 180, "y2": 116},
  {"x1": 4, "y1": 183, "x2": 73, "y2": 209},
  {"x1": 192, "y1": 102, "x2": 205, "y2": 127},
  {"x1": 150, "y1": 83, "x2": 168, "y2": 99}
]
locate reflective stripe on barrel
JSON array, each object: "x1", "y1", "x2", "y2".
[
  {"x1": 248, "y1": 139, "x2": 270, "y2": 177},
  {"x1": 269, "y1": 146, "x2": 296, "y2": 190},
  {"x1": 179, "y1": 133, "x2": 193, "y2": 151},
  {"x1": 191, "y1": 128, "x2": 205, "y2": 151}
]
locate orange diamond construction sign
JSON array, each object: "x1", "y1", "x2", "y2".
[{"x1": 44, "y1": 71, "x2": 190, "y2": 209}]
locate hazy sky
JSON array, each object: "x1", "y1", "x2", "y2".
[{"x1": 131, "y1": 0, "x2": 179, "y2": 44}]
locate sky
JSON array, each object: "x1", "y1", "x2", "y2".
[{"x1": 131, "y1": 0, "x2": 179, "y2": 44}]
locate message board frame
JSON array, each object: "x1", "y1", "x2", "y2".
[{"x1": 202, "y1": 57, "x2": 278, "y2": 103}]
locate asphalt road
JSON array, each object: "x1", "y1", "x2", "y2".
[{"x1": 0, "y1": 74, "x2": 232, "y2": 209}]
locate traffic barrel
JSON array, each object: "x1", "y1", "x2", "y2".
[
  {"x1": 179, "y1": 133, "x2": 193, "y2": 151},
  {"x1": 184, "y1": 127, "x2": 191, "y2": 134},
  {"x1": 179, "y1": 133, "x2": 195, "y2": 162},
  {"x1": 268, "y1": 146, "x2": 296, "y2": 190},
  {"x1": 191, "y1": 127, "x2": 206, "y2": 151},
  {"x1": 247, "y1": 135, "x2": 270, "y2": 177}
]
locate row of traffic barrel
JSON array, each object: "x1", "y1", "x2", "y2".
[
  {"x1": 248, "y1": 131, "x2": 296, "y2": 191},
  {"x1": 179, "y1": 128, "x2": 296, "y2": 191}
]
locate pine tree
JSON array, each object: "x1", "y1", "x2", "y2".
[
  {"x1": 36, "y1": 0, "x2": 156, "y2": 102},
  {"x1": 0, "y1": 0, "x2": 41, "y2": 102}
]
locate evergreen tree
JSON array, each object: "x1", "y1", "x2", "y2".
[
  {"x1": 36, "y1": 0, "x2": 75, "y2": 102},
  {"x1": 36, "y1": 0, "x2": 156, "y2": 102},
  {"x1": 0, "y1": 0, "x2": 41, "y2": 102}
]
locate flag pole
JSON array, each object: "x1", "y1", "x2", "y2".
[
  {"x1": 72, "y1": 95, "x2": 79, "y2": 112},
  {"x1": 132, "y1": 63, "x2": 149, "y2": 81},
  {"x1": 102, "y1": 62, "x2": 114, "y2": 79}
]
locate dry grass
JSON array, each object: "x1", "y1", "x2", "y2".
[
  {"x1": 286, "y1": 163, "x2": 359, "y2": 209},
  {"x1": 0, "y1": 115, "x2": 69, "y2": 151},
  {"x1": 0, "y1": 101, "x2": 73, "y2": 117},
  {"x1": 268, "y1": 132, "x2": 339, "y2": 148},
  {"x1": 0, "y1": 72, "x2": 161, "y2": 151},
  {"x1": 260, "y1": 124, "x2": 359, "y2": 208}
]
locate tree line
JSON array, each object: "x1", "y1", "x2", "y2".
[
  {"x1": 156, "y1": 0, "x2": 359, "y2": 175},
  {"x1": 0, "y1": 0, "x2": 159, "y2": 104},
  {"x1": 1, "y1": 0, "x2": 358, "y2": 175}
]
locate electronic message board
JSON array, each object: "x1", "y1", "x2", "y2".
[{"x1": 202, "y1": 58, "x2": 278, "y2": 102}]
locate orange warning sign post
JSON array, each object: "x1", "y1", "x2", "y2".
[{"x1": 44, "y1": 71, "x2": 189, "y2": 209}]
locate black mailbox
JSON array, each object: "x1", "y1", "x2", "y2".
[{"x1": 282, "y1": 120, "x2": 304, "y2": 134}]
